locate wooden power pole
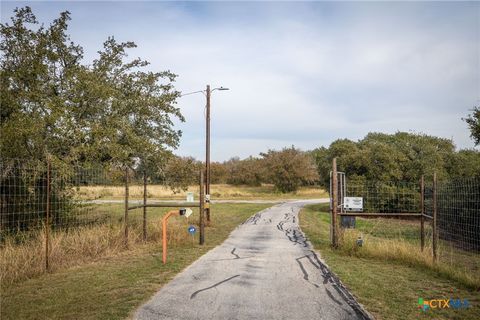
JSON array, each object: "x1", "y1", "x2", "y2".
[{"x1": 205, "y1": 85, "x2": 211, "y2": 222}]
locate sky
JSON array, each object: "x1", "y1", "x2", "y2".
[{"x1": 2, "y1": 1, "x2": 479, "y2": 161}]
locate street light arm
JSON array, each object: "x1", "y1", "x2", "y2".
[
  {"x1": 180, "y1": 87, "x2": 229, "y2": 97},
  {"x1": 179, "y1": 90, "x2": 206, "y2": 97},
  {"x1": 211, "y1": 87, "x2": 230, "y2": 92}
]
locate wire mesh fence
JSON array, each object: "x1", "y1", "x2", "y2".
[
  {"x1": 424, "y1": 177, "x2": 480, "y2": 252},
  {"x1": 424, "y1": 177, "x2": 480, "y2": 278},
  {"x1": 0, "y1": 160, "x2": 126, "y2": 236},
  {"x1": 330, "y1": 168, "x2": 479, "y2": 287},
  {"x1": 0, "y1": 159, "x2": 202, "y2": 284},
  {"x1": 345, "y1": 180, "x2": 421, "y2": 214}
]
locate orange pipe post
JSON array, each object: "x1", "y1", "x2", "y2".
[{"x1": 162, "y1": 210, "x2": 180, "y2": 264}]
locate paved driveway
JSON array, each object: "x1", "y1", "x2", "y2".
[{"x1": 135, "y1": 200, "x2": 372, "y2": 320}]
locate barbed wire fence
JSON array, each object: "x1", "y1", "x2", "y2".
[{"x1": 330, "y1": 159, "x2": 479, "y2": 283}]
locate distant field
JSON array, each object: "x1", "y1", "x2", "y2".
[{"x1": 75, "y1": 184, "x2": 328, "y2": 200}]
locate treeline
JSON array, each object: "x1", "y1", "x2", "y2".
[
  {"x1": 162, "y1": 147, "x2": 319, "y2": 193},
  {"x1": 312, "y1": 132, "x2": 480, "y2": 188},
  {"x1": 152, "y1": 132, "x2": 479, "y2": 194}
]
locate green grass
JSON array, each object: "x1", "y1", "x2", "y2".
[
  {"x1": 299, "y1": 204, "x2": 480, "y2": 320},
  {"x1": 0, "y1": 203, "x2": 272, "y2": 320}
]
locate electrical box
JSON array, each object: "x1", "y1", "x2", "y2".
[{"x1": 344, "y1": 197, "x2": 363, "y2": 212}]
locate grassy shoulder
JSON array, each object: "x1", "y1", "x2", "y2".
[
  {"x1": 76, "y1": 184, "x2": 328, "y2": 200},
  {"x1": 0, "y1": 203, "x2": 272, "y2": 320},
  {"x1": 299, "y1": 204, "x2": 480, "y2": 320}
]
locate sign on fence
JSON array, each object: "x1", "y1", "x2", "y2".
[{"x1": 344, "y1": 197, "x2": 363, "y2": 211}]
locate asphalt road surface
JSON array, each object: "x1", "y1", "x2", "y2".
[{"x1": 135, "y1": 200, "x2": 372, "y2": 320}]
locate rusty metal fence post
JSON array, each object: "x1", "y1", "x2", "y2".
[
  {"x1": 432, "y1": 172, "x2": 438, "y2": 262},
  {"x1": 332, "y1": 158, "x2": 338, "y2": 248},
  {"x1": 45, "y1": 160, "x2": 51, "y2": 271},
  {"x1": 199, "y1": 171, "x2": 205, "y2": 245},
  {"x1": 420, "y1": 175, "x2": 425, "y2": 251},
  {"x1": 143, "y1": 170, "x2": 147, "y2": 241},
  {"x1": 124, "y1": 167, "x2": 129, "y2": 246}
]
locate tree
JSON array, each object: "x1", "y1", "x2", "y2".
[
  {"x1": 0, "y1": 7, "x2": 183, "y2": 230},
  {"x1": 0, "y1": 7, "x2": 183, "y2": 167},
  {"x1": 262, "y1": 147, "x2": 319, "y2": 193},
  {"x1": 312, "y1": 132, "x2": 464, "y2": 188},
  {"x1": 447, "y1": 149, "x2": 480, "y2": 178},
  {"x1": 225, "y1": 156, "x2": 264, "y2": 186},
  {"x1": 464, "y1": 107, "x2": 480, "y2": 146},
  {"x1": 161, "y1": 156, "x2": 202, "y2": 192},
  {"x1": 210, "y1": 161, "x2": 228, "y2": 184}
]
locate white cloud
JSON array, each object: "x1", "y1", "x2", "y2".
[{"x1": 2, "y1": 1, "x2": 479, "y2": 160}]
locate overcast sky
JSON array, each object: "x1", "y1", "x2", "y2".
[{"x1": 2, "y1": 1, "x2": 479, "y2": 161}]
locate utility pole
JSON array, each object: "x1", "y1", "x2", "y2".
[
  {"x1": 181, "y1": 84, "x2": 228, "y2": 224},
  {"x1": 205, "y1": 85, "x2": 211, "y2": 222}
]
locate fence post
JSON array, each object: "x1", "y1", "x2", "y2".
[
  {"x1": 143, "y1": 170, "x2": 147, "y2": 241},
  {"x1": 432, "y1": 172, "x2": 438, "y2": 262},
  {"x1": 124, "y1": 167, "x2": 129, "y2": 247},
  {"x1": 332, "y1": 158, "x2": 338, "y2": 248},
  {"x1": 45, "y1": 160, "x2": 51, "y2": 272},
  {"x1": 199, "y1": 171, "x2": 205, "y2": 245},
  {"x1": 420, "y1": 175, "x2": 425, "y2": 251}
]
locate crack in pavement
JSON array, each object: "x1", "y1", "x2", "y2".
[
  {"x1": 276, "y1": 211, "x2": 308, "y2": 247},
  {"x1": 243, "y1": 212, "x2": 263, "y2": 225},
  {"x1": 190, "y1": 275, "x2": 240, "y2": 299},
  {"x1": 295, "y1": 256, "x2": 320, "y2": 288},
  {"x1": 231, "y1": 248, "x2": 240, "y2": 259},
  {"x1": 325, "y1": 288, "x2": 344, "y2": 306},
  {"x1": 309, "y1": 250, "x2": 372, "y2": 320}
]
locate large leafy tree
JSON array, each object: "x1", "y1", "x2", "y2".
[
  {"x1": 0, "y1": 7, "x2": 183, "y2": 167},
  {"x1": 225, "y1": 156, "x2": 264, "y2": 186},
  {"x1": 262, "y1": 147, "x2": 319, "y2": 193}
]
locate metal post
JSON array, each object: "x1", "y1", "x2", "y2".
[
  {"x1": 162, "y1": 210, "x2": 180, "y2": 264},
  {"x1": 143, "y1": 170, "x2": 147, "y2": 241},
  {"x1": 199, "y1": 171, "x2": 205, "y2": 245},
  {"x1": 420, "y1": 175, "x2": 425, "y2": 251},
  {"x1": 332, "y1": 158, "x2": 338, "y2": 248},
  {"x1": 205, "y1": 84, "x2": 211, "y2": 223},
  {"x1": 45, "y1": 160, "x2": 51, "y2": 271},
  {"x1": 124, "y1": 167, "x2": 129, "y2": 246},
  {"x1": 432, "y1": 172, "x2": 438, "y2": 262}
]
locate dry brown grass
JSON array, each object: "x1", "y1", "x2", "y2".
[
  {"x1": 338, "y1": 222, "x2": 480, "y2": 289},
  {"x1": 74, "y1": 184, "x2": 328, "y2": 200},
  {"x1": 0, "y1": 214, "x2": 191, "y2": 285}
]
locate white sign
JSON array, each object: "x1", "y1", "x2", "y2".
[
  {"x1": 184, "y1": 208, "x2": 193, "y2": 218},
  {"x1": 344, "y1": 197, "x2": 363, "y2": 211},
  {"x1": 186, "y1": 192, "x2": 194, "y2": 202}
]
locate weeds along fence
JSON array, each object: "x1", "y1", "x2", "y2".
[
  {"x1": 0, "y1": 159, "x2": 202, "y2": 285},
  {"x1": 329, "y1": 159, "x2": 480, "y2": 288}
]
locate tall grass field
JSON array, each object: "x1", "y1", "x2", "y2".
[{"x1": 74, "y1": 184, "x2": 328, "y2": 200}]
